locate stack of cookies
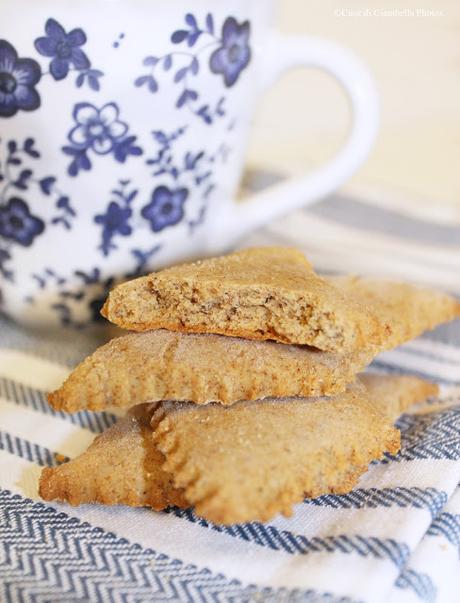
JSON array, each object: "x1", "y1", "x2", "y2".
[{"x1": 40, "y1": 248, "x2": 460, "y2": 524}]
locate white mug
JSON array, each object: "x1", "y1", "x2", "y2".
[{"x1": 0, "y1": 0, "x2": 378, "y2": 327}]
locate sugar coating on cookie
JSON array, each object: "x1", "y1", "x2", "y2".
[
  {"x1": 48, "y1": 329, "x2": 375, "y2": 412},
  {"x1": 330, "y1": 275, "x2": 460, "y2": 350},
  {"x1": 39, "y1": 403, "x2": 187, "y2": 509},
  {"x1": 101, "y1": 247, "x2": 386, "y2": 352},
  {"x1": 153, "y1": 381, "x2": 401, "y2": 525},
  {"x1": 359, "y1": 373, "x2": 439, "y2": 421}
]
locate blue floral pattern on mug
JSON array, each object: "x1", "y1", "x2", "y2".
[
  {"x1": 34, "y1": 19, "x2": 90, "y2": 81},
  {"x1": 91, "y1": 122, "x2": 226, "y2": 263},
  {"x1": 62, "y1": 102, "x2": 142, "y2": 176},
  {"x1": 144, "y1": 126, "x2": 225, "y2": 233},
  {"x1": 0, "y1": 136, "x2": 76, "y2": 283},
  {"x1": 141, "y1": 185, "x2": 188, "y2": 233},
  {"x1": 0, "y1": 197, "x2": 44, "y2": 246},
  {"x1": 135, "y1": 13, "x2": 250, "y2": 124},
  {"x1": 69, "y1": 103, "x2": 127, "y2": 154},
  {"x1": 0, "y1": 40, "x2": 41, "y2": 117},
  {"x1": 0, "y1": 17, "x2": 103, "y2": 119},
  {"x1": 94, "y1": 180, "x2": 136, "y2": 256},
  {"x1": 33, "y1": 18, "x2": 104, "y2": 90},
  {"x1": 209, "y1": 17, "x2": 251, "y2": 87}
]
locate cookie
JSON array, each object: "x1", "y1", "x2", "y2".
[
  {"x1": 101, "y1": 247, "x2": 385, "y2": 352},
  {"x1": 40, "y1": 374, "x2": 436, "y2": 520},
  {"x1": 48, "y1": 329, "x2": 376, "y2": 412},
  {"x1": 359, "y1": 373, "x2": 439, "y2": 421},
  {"x1": 39, "y1": 403, "x2": 187, "y2": 509},
  {"x1": 153, "y1": 381, "x2": 401, "y2": 525},
  {"x1": 329, "y1": 275, "x2": 460, "y2": 350}
]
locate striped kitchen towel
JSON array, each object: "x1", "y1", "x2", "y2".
[{"x1": 1, "y1": 192, "x2": 460, "y2": 603}]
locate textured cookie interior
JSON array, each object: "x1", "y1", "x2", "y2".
[{"x1": 102, "y1": 247, "x2": 384, "y2": 352}]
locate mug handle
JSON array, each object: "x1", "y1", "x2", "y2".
[{"x1": 210, "y1": 33, "x2": 379, "y2": 248}]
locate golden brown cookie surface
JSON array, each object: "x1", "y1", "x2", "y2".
[
  {"x1": 153, "y1": 381, "x2": 401, "y2": 525},
  {"x1": 359, "y1": 373, "x2": 439, "y2": 422},
  {"x1": 39, "y1": 403, "x2": 187, "y2": 510},
  {"x1": 48, "y1": 329, "x2": 375, "y2": 412},
  {"x1": 329, "y1": 275, "x2": 460, "y2": 350},
  {"x1": 101, "y1": 247, "x2": 384, "y2": 352}
]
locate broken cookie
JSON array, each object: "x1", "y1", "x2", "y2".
[{"x1": 101, "y1": 247, "x2": 385, "y2": 352}]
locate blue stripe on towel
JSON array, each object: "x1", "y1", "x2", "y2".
[
  {"x1": 426, "y1": 511, "x2": 460, "y2": 551},
  {"x1": 395, "y1": 568, "x2": 437, "y2": 603},
  {"x1": 0, "y1": 431, "x2": 68, "y2": 467},
  {"x1": 307, "y1": 487, "x2": 447, "y2": 519},
  {"x1": 0, "y1": 490, "x2": 357, "y2": 603},
  {"x1": 307, "y1": 194, "x2": 460, "y2": 248},
  {"x1": 384, "y1": 408, "x2": 460, "y2": 463},
  {"x1": 169, "y1": 506, "x2": 411, "y2": 568},
  {"x1": 0, "y1": 376, "x2": 117, "y2": 434},
  {"x1": 371, "y1": 360, "x2": 460, "y2": 386}
]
